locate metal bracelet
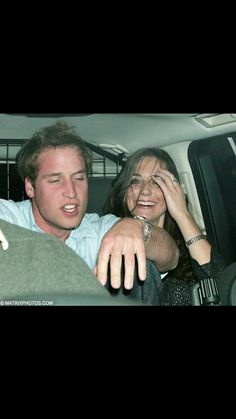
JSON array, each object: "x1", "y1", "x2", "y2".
[
  {"x1": 133, "y1": 215, "x2": 152, "y2": 242},
  {"x1": 185, "y1": 234, "x2": 207, "y2": 247}
]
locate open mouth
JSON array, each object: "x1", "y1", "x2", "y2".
[
  {"x1": 62, "y1": 204, "x2": 79, "y2": 214},
  {"x1": 137, "y1": 200, "x2": 156, "y2": 207}
]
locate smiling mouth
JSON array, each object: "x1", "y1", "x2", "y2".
[{"x1": 137, "y1": 200, "x2": 156, "y2": 206}]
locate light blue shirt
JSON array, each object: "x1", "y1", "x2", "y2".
[{"x1": 0, "y1": 199, "x2": 118, "y2": 269}]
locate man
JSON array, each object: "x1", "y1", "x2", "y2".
[{"x1": 0, "y1": 121, "x2": 179, "y2": 290}]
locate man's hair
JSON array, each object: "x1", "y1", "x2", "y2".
[{"x1": 16, "y1": 121, "x2": 91, "y2": 185}]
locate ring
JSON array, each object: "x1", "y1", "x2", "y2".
[{"x1": 172, "y1": 178, "x2": 178, "y2": 183}]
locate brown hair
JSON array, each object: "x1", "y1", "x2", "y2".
[
  {"x1": 103, "y1": 147, "x2": 192, "y2": 280},
  {"x1": 16, "y1": 121, "x2": 91, "y2": 185}
]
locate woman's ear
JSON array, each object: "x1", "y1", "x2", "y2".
[{"x1": 25, "y1": 177, "x2": 35, "y2": 199}]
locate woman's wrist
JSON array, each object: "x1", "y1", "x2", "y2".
[{"x1": 185, "y1": 234, "x2": 207, "y2": 248}]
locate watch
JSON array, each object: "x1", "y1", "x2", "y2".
[{"x1": 133, "y1": 215, "x2": 152, "y2": 242}]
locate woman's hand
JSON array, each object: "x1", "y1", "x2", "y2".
[
  {"x1": 154, "y1": 168, "x2": 188, "y2": 222},
  {"x1": 154, "y1": 168, "x2": 211, "y2": 264}
]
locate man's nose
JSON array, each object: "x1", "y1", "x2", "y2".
[{"x1": 63, "y1": 180, "x2": 77, "y2": 198}]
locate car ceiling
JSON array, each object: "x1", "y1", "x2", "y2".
[{"x1": 1, "y1": 113, "x2": 236, "y2": 154}]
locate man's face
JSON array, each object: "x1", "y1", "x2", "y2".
[{"x1": 25, "y1": 147, "x2": 88, "y2": 240}]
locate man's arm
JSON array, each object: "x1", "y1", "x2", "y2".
[
  {"x1": 145, "y1": 225, "x2": 179, "y2": 272},
  {"x1": 95, "y1": 218, "x2": 179, "y2": 290}
]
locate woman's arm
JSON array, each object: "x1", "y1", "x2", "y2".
[
  {"x1": 154, "y1": 168, "x2": 212, "y2": 265},
  {"x1": 191, "y1": 247, "x2": 224, "y2": 280}
]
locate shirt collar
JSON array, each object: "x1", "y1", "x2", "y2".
[
  {"x1": 29, "y1": 206, "x2": 44, "y2": 233},
  {"x1": 68, "y1": 215, "x2": 97, "y2": 239}
]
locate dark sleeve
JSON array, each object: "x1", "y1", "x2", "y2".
[
  {"x1": 139, "y1": 260, "x2": 164, "y2": 305},
  {"x1": 191, "y1": 247, "x2": 225, "y2": 281}
]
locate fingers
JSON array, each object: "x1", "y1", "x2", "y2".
[
  {"x1": 95, "y1": 219, "x2": 147, "y2": 290},
  {"x1": 109, "y1": 252, "x2": 123, "y2": 289},
  {"x1": 154, "y1": 168, "x2": 180, "y2": 189},
  {"x1": 154, "y1": 169, "x2": 184, "y2": 199},
  {"x1": 96, "y1": 244, "x2": 146, "y2": 290},
  {"x1": 96, "y1": 240, "x2": 111, "y2": 286},
  {"x1": 135, "y1": 248, "x2": 147, "y2": 283},
  {"x1": 122, "y1": 249, "x2": 146, "y2": 290},
  {"x1": 154, "y1": 169, "x2": 188, "y2": 221}
]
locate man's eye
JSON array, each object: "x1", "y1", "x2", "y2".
[
  {"x1": 73, "y1": 177, "x2": 85, "y2": 181},
  {"x1": 48, "y1": 179, "x2": 60, "y2": 183}
]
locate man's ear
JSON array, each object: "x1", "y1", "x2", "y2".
[{"x1": 25, "y1": 177, "x2": 35, "y2": 198}]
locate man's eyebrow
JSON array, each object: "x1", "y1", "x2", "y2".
[
  {"x1": 44, "y1": 170, "x2": 86, "y2": 178},
  {"x1": 72, "y1": 170, "x2": 86, "y2": 175},
  {"x1": 44, "y1": 172, "x2": 62, "y2": 178}
]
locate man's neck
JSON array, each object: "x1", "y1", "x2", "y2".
[{"x1": 31, "y1": 204, "x2": 71, "y2": 241}]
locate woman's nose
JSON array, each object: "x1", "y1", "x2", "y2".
[{"x1": 140, "y1": 180, "x2": 152, "y2": 194}]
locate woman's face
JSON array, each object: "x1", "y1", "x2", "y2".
[{"x1": 127, "y1": 157, "x2": 167, "y2": 226}]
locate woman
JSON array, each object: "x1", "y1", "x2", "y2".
[{"x1": 103, "y1": 147, "x2": 224, "y2": 305}]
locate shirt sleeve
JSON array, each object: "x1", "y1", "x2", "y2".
[{"x1": 0, "y1": 199, "x2": 20, "y2": 223}]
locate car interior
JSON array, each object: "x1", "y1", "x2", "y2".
[{"x1": 0, "y1": 113, "x2": 235, "y2": 306}]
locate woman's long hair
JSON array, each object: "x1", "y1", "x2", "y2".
[{"x1": 103, "y1": 147, "x2": 193, "y2": 280}]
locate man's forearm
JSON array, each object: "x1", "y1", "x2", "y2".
[{"x1": 145, "y1": 226, "x2": 179, "y2": 272}]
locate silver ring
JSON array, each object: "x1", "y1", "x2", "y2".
[{"x1": 172, "y1": 178, "x2": 178, "y2": 183}]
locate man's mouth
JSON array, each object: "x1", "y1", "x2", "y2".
[{"x1": 62, "y1": 204, "x2": 78, "y2": 213}]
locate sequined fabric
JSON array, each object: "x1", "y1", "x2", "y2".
[
  {"x1": 162, "y1": 276, "x2": 196, "y2": 306},
  {"x1": 162, "y1": 248, "x2": 224, "y2": 306}
]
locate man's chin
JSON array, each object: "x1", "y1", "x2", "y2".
[
  {"x1": 57, "y1": 215, "x2": 82, "y2": 230},
  {"x1": 62, "y1": 221, "x2": 81, "y2": 231}
]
